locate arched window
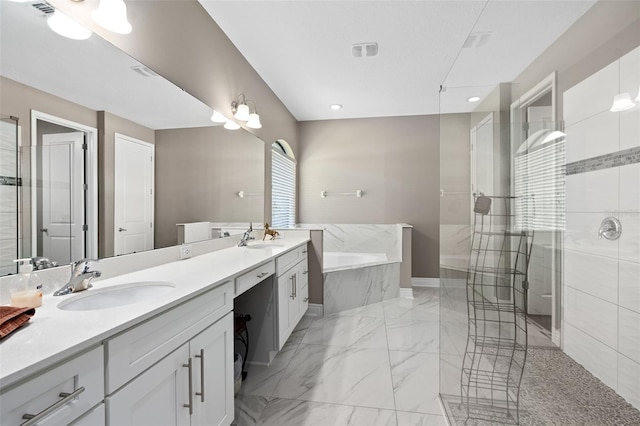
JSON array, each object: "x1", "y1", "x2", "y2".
[{"x1": 271, "y1": 140, "x2": 296, "y2": 228}]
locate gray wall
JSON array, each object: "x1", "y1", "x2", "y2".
[
  {"x1": 50, "y1": 0, "x2": 300, "y2": 225},
  {"x1": 154, "y1": 126, "x2": 264, "y2": 248},
  {"x1": 298, "y1": 115, "x2": 441, "y2": 278}
]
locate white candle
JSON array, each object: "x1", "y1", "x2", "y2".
[{"x1": 11, "y1": 290, "x2": 43, "y2": 309}]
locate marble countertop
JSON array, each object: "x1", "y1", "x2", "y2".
[{"x1": 0, "y1": 238, "x2": 309, "y2": 389}]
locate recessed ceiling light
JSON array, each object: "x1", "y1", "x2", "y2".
[
  {"x1": 330, "y1": 104, "x2": 342, "y2": 110},
  {"x1": 467, "y1": 96, "x2": 481, "y2": 103}
]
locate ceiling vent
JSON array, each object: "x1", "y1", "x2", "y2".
[
  {"x1": 131, "y1": 65, "x2": 159, "y2": 77},
  {"x1": 352, "y1": 42, "x2": 378, "y2": 58},
  {"x1": 30, "y1": 2, "x2": 55, "y2": 16},
  {"x1": 463, "y1": 32, "x2": 491, "y2": 49}
]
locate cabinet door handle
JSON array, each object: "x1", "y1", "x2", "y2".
[
  {"x1": 195, "y1": 349, "x2": 205, "y2": 402},
  {"x1": 293, "y1": 274, "x2": 297, "y2": 299},
  {"x1": 290, "y1": 275, "x2": 295, "y2": 299},
  {"x1": 183, "y1": 357, "x2": 193, "y2": 415},
  {"x1": 304, "y1": 297, "x2": 309, "y2": 302},
  {"x1": 21, "y1": 387, "x2": 85, "y2": 426},
  {"x1": 303, "y1": 270, "x2": 308, "y2": 275}
]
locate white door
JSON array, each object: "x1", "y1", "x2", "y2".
[
  {"x1": 114, "y1": 134, "x2": 154, "y2": 256},
  {"x1": 41, "y1": 132, "x2": 85, "y2": 264},
  {"x1": 470, "y1": 113, "x2": 494, "y2": 201}
]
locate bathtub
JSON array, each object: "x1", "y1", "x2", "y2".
[
  {"x1": 323, "y1": 251, "x2": 389, "y2": 272},
  {"x1": 322, "y1": 251, "x2": 400, "y2": 315}
]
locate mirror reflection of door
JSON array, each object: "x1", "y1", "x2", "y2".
[
  {"x1": 470, "y1": 113, "x2": 500, "y2": 301},
  {"x1": 114, "y1": 133, "x2": 154, "y2": 256},
  {"x1": 39, "y1": 132, "x2": 85, "y2": 264}
]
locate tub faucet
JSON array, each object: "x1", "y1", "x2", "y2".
[
  {"x1": 238, "y1": 223, "x2": 254, "y2": 247},
  {"x1": 54, "y1": 259, "x2": 101, "y2": 296}
]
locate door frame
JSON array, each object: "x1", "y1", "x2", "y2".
[
  {"x1": 509, "y1": 72, "x2": 562, "y2": 348},
  {"x1": 113, "y1": 132, "x2": 154, "y2": 256},
  {"x1": 30, "y1": 110, "x2": 98, "y2": 260}
]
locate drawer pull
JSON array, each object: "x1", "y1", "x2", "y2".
[
  {"x1": 303, "y1": 270, "x2": 308, "y2": 275},
  {"x1": 195, "y1": 349, "x2": 205, "y2": 402},
  {"x1": 304, "y1": 297, "x2": 309, "y2": 302},
  {"x1": 21, "y1": 387, "x2": 85, "y2": 426},
  {"x1": 183, "y1": 358, "x2": 193, "y2": 415},
  {"x1": 302, "y1": 250, "x2": 308, "y2": 253},
  {"x1": 256, "y1": 272, "x2": 269, "y2": 279}
]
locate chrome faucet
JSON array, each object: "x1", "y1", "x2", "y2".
[
  {"x1": 31, "y1": 256, "x2": 57, "y2": 270},
  {"x1": 54, "y1": 259, "x2": 101, "y2": 296},
  {"x1": 238, "y1": 223, "x2": 254, "y2": 247}
]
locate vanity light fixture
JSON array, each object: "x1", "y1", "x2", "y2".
[
  {"x1": 210, "y1": 110, "x2": 227, "y2": 125},
  {"x1": 609, "y1": 92, "x2": 635, "y2": 112},
  {"x1": 92, "y1": 0, "x2": 132, "y2": 35},
  {"x1": 467, "y1": 96, "x2": 481, "y2": 102},
  {"x1": 223, "y1": 120, "x2": 240, "y2": 130},
  {"x1": 232, "y1": 94, "x2": 262, "y2": 128},
  {"x1": 47, "y1": 9, "x2": 92, "y2": 40}
]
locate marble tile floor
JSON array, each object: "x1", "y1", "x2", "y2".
[{"x1": 232, "y1": 287, "x2": 448, "y2": 426}]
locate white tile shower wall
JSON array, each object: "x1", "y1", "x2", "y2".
[
  {"x1": 563, "y1": 322, "x2": 618, "y2": 390},
  {"x1": 618, "y1": 354, "x2": 640, "y2": 409},
  {"x1": 619, "y1": 260, "x2": 640, "y2": 314},
  {"x1": 565, "y1": 110, "x2": 620, "y2": 163},
  {"x1": 563, "y1": 45, "x2": 640, "y2": 410}
]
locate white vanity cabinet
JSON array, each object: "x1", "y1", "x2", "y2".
[
  {"x1": 105, "y1": 282, "x2": 234, "y2": 426},
  {"x1": 276, "y1": 245, "x2": 309, "y2": 349},
  {"x1": 0, "y1": 346, "x2": 104, "y2": 425}
]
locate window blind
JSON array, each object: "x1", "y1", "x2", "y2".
[
  {"x1": 271, "y1": 150, "x2": 296, "y2": 228},
  {"x1": 514, "y1": 140, "x2": 565, "y2": 231}
]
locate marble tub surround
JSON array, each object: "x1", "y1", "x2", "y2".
[
  {"x1": 298, "y1": 223, "x2": 409, "y2": 263},
  {"x1": 232, "y1": 288, "x2": 447, "y2": 426},
  {"x1": 323, "y1": 263, "x2": 400, "y2": 315},
  {"x1": 0, "y1": 236, "x2": 310, "y2": 389}
]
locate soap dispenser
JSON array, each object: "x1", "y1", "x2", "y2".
[{"x1": 10, "y1": 258, "x2": 43, "y2": 308}]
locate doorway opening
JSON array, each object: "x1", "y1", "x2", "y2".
[
  {"x1": 30, "y1": 110, "x2": 97, "y2": 265},
  {"x1": 510, "y1": 72, "x2": 562, "y2": 346}
]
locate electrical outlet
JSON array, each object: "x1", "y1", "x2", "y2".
[{"x1": 180, "y1": 244, "x2": 192, "y2": 260}]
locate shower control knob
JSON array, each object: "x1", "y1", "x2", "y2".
[{"x1": 598, "y1": 217, "x2": 621, "y2": 241}]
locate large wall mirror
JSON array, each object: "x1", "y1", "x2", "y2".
[{"x1": 0, "y1": 1, "x2": 264, "y2": 276}]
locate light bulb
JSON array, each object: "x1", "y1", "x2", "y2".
[
  {"x1": 246, "y1": 113, "x2": 262, "y2": 129},
  {"x1": 47, "y1": 10, "x2": 92, "y2": 40},
  {"x1": 233, "y1": 103, "x2": 250, "y2": 121},
  {"x1": 610, "y1": 93, "x2": 635, "y2": 112},
  {"x1": 224, "y1": 120, "x2": 240, "y2": 130},
  {"x1": 92, "y1": 0, "x2": 132, "y2": 35},
  {"x1": 210, "y1": 110, "x2": 227, "y2": 124}
]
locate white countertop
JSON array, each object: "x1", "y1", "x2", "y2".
[{"x1": 0, "y1": 238, "x2": 309, "y2": 389}]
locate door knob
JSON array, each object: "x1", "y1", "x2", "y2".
[
  {"x1": 40, "y1": 228, "x2": 48, "y2": 234},
  {"x1": 118, "y1": 227, "x2": 127, "y2": 232}
]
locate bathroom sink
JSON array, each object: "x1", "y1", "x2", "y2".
[
  {"x1": 57, "y1": 281, "x2": 176, "y2": 311},
  {"x1": 246, "y1": 243, "x2": 284, "y2": 249}
]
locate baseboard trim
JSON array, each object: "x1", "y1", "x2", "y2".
[
  {"x1": 412, "y1": 277, "x2": 440, "y2": 287},
  {"x1": 399, "y1": 288, "x2": 414, "y2": 299},
  {"x1": 307, "y1": 303, "x2": 324, "y2": 317}
]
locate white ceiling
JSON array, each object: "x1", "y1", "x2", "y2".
[{"x1": 199, "y1": 0, "x2": 597, "y2": 121}]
